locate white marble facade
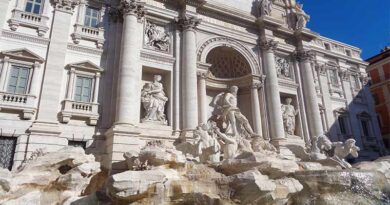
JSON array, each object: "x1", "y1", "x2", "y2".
[{"x1": 0, "y1": 0, "x2": 386, "y2": 171}]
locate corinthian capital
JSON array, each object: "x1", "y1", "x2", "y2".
[
  {"x1": 176, "y1": 16, "x2": 201, "y2": 31},
  {"x1": 294, "y1": 50, "x2": 315, "y2": 62},
  {"x1": 259, "y1": 39, "x2": 278, "y2": 51},
  {"x1": 53, "y1": 0, "x2": 79, "y2": 13},
  {"x1": 108, "y1": 7, "x2": 122, "y2": 23},
  {"x1": 120, "y1": 0, "x2": 146, "y2": 20}
]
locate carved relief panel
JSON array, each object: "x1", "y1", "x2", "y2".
[
  {"x1": 275, "y1": 55, "x2": 293, "y2": 80},
  {"x1": 143, "y1": 21, "x2": 171, "y2": 53}
]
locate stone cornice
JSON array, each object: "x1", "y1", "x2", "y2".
[
  {"x1": 67, "y1": 44, "x2": 103, "y2": 55},
  {"x1": 119, "y1": 0, "x2": 146, "y2": 20},
  {"x1": 175, "y1": 15, "x2": 201, "y2": 31},
  {"x1": 1, "y1": 30, "x2": 50, "y2": 45}
]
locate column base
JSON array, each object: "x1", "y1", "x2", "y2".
[
  {"x1": 25, "y1": 121, "x2": 67, "y2": 158},
  {"x1": 104, "y1": 124, "x2": 143, "y2": 174}
]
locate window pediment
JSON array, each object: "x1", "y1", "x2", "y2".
[
  {"x1": 67, "y1": 60, "x2": 103, "y2": 73},
  {"x1": 0, "y1": 48, "x2": 44, "y2": 63}
]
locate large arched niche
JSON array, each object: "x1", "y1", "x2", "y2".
[
  {"x1": 206, "y1": 47, "x2": 251, "y2": 79},
  {"x1": 197, "y1": 36, "x2": 260, "y2": 76}
]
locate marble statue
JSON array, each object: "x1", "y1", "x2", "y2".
[
  {"x1": 331, "y1": 139, "x2": 360, "y2": 168},
  {"x1": 213, "y1": 86, "x2": 256, "y2": 138},
  {"x1": 141, "y1": 75, "x2": 168, "y2": 124},
  {"x1": 212, "y1": 124, "x2": 238, "y2": 160},
  {"x1": 310, "y1": 134, "x2": 360, "y2": 168},
  {"x1": 145, "y1": 21, "x2": 170, "y2": 51},
  {"x1": 194, "y1": 123, "x2": 221, "y2": 163},
  {"x1": 258, "y1": 0, "x2": 273, "y2": 16},
  {"x1": 310, "y1": 134, "x2": 333, "y2": 160},
  {"x1": 281, "y1": 98, "x2": 298, "y2": 135},
  {"x1": 295, "y1": 3, "x2": 309, "y2": 30}
]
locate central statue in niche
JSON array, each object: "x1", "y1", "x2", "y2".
[
  {"x1": 141, "y1": 75, "x2": 168, "y2": 124},
  {"x1": 213, "y1": 86, "x2": 257, "y2": 138}
]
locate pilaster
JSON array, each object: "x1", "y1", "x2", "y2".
[{"x1": 28, "y1": 0, "x2": 79, "y2": 151}]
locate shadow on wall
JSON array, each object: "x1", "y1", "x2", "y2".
[{"x1": 318, "y1": 82, "x2": 387, "y2": 163}]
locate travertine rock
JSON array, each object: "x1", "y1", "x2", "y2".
[
  {"x1": 219, "y1": 152, "x2": 300, "y2": 178},
  {"x1": 0, "y1": 146, "x2": 101, "y2": 205},
  {"x1": 106, "y1": 168, "x2": 180, "y2": 201}
]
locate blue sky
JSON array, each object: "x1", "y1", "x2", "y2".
[{"x1": 300, "y1": 0, "x2": 390, "y2": 59}]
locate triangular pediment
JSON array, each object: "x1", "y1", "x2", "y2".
[
  {"x1": 68, "y1": 60, "x2": 103, "y2": 72},
  {"x1": 0, "y1": 48, "x2": 44, "y2": 63}
]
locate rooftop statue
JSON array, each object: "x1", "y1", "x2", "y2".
[
  {"x1": 295, "y1": 3, "x2": 310, "y2": 30},
  {"x1": 258, "y1": 0, "x2": 273, "y2": 17}
]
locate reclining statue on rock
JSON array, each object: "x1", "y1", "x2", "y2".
[{"x1": 310, "y1": 135, "x2": 360, "y2": 169}]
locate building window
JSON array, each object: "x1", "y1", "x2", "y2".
[
  {"x1": 0, "y1": 136, "x2": 17, "y2": 171},
  {"x1": 84, "y1": 7, "x2": 100, "y2": 28},
  {"x1": 324, "y1": 43, "x2": 331, "y2": 50},
  {"x1": 338, "y1": 116, "x2": 348, "y2": 135},
  {"x1": 7, "y1": 65, "x2": 30, "y2": 94},
  {"x1": 74, "y1": 76, "x2": 93, "y2": 102},
  {"x1": 346, "y1": 50, "x2": 352, "y2": 57},
  {"x1": 25, "y1": 0, "x2": 42, "y2": 15},
  {"x1": 361, "y1": 119, "x2": 370, "y2": 137},
  {"x1": 68, "y1": 140, "x2": 86, "y2": 149},
  {"x1": 352, "y1": 75, "x2": 360, "y2": 89},
  {"x1": 329, "y1": 69, "x2": 339, "y2": 86}
]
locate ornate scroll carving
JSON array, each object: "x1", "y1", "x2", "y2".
[
  {"x1": 294, "y1": 50, "x2": 314, "y2": 62},
  {"x1": 176, "y1": 16, "x2": 201, "y2": 31},
  {"x1": 53, "y1": 0, "x2": 79, "y2": 13},
  {"x1": 259, "y1": 39, "x2": 278, "y2": 51},
  {"x1": 120, "y1": 0, "x2": 146, "y2": 20}
]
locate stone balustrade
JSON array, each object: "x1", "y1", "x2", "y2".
[
  {"x1": 60, "y1": 99, "x2": 99, "y2": 125},
  {"x1": 8, "y1": 9, "x2": 49, "y2": 36},
  {"x1": 0, "y1": 91, "x2": 37, "y2": 119},
  {"x1": 71, "y1": 24, "x2": 104, "y2": 48}
]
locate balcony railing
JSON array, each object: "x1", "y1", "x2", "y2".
[
  {"x1": 71, "y1": 24, "x2": 104, "y2": 49},
  {"x1": 8, "y1": 9, "x2": 49, "y2": 36},
  {"x1": 60, "y1": 99, "x2": 99, "y2": 125},
  {"x1": 0, "y1": 92, "x2": 36, "y2": 119}
]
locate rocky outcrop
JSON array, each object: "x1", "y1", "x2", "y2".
[
  {"x1": 353, "y1": 156, "x2": 390, "y2": 183},
  {"x1": 0, "y1": 146, "x2": 101, "y2": 205}
]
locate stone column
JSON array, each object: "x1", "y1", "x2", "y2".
[
  {"x1": 93, "y1": 73, "x2": 100, "y2": 103},
  {"x1": 0, "y1": 0, "x2": 10, "y2": 30},
  {"x1": 260, "y1": 39, "x2": 285, "y2": 141},
  {"x1": 251, "y1": 81, "x2": 263, "y2": 135},
  {"x1": 66, "y1": 68, "x2": 76, "y2": 99},
  {"x1": 115, "y1": 0, "x2": 145, "y2": 125},
  {"x1": 29, "y1": 62, "x2": 42, "y2": 97},
  {"x1": 0, "y1": 57, "x2": 10, "y2": 91},
  {"x1": 177, "y1": 16, "x2": 201, "y2": 131},
  {"x1": 296, "y1": 50, "x2": 323, "y2": 137},
  {"x1": 197, "y1": 71, "x2": 208, "y2": 124},
  {"x1": 173, "y1": 29, "x2": 181, "y2": 132},
  {"x1": 104, "y1": 0, "x2": 145, "y2": 173}
]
